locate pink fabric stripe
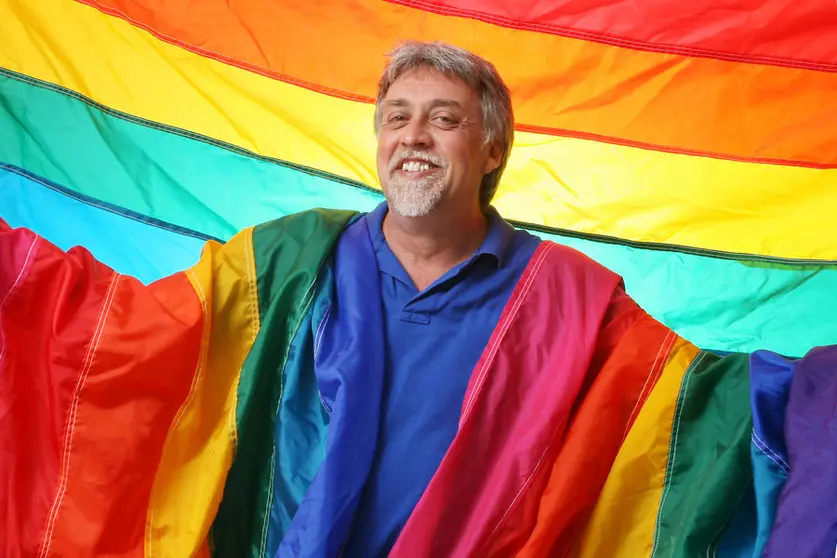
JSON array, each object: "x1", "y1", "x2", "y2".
[
  {"x1": 390, "y1": 241, "x2": 621, "y2": 556},
  {"x1": 0, "y1": 221, "x2": 40, "y2": 310}
]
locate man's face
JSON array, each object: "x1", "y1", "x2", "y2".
[{"x1": 376, "y1": 66, "x2": 501, "y2": 217}]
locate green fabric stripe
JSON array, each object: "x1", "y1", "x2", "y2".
[
  {"x1": 651, "y1": 352, "x2": 753, "y2": 558},
  {"x1": 210, "y1": 209, "x2": 356, "y2": 556},
  {"x1": 3, "y1": 68, "x2": 835, "y2": 356}
]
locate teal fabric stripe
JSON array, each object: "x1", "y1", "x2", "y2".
[
  {"x1": 3, "y1": 68, "x2": 835, "y2": 356},
  {"x1": 537, "y1": 232, "x2": 837, "y2": 357},
  {"x1": 715, "y1": 483, "x2": 758, "y2": 558},
  {"x1": 0, "y1": 164, "x2": 204, "y2": 284},
  {"x1": 750, "y1": 444, "x2": 788, "y2": 555},
  {"x1": 265, "y1": 264, "x2": 334, "y2": 554}
]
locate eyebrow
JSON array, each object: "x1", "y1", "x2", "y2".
[{"x1": 384, "y1": 98, "x2": 464, "y2": 110}]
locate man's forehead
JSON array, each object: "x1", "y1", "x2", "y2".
[
  {"x1": 383, "y1": 68, "x2": 477, "y2": 107},
  {"x1": 383, "y1": 98, "x2": 464, "y2": 109}
]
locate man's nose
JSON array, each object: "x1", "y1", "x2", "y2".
[{"x1": 400, "y1": 118, "x2": 433, "y2": 148}]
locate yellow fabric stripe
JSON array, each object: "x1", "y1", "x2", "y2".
[
  {"x1": 146, "y1": 227, "x2": 259, "y2": 557},
  {"x1": 575, "y1": 339, "x2": 700, "y2": 558},
  {"x1": 3, "y1": 0, "x2": 835, "y2": 261}
]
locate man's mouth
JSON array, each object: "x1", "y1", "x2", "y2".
[{"x1": 396, "y1": 158, "x2": 441, "y2": 175}]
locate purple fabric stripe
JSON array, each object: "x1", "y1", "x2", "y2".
[{"x1": 763, "y1": 345, "x2": 837, "y2": 558}]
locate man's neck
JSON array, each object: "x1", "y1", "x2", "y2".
[{"x1": 382, "y1": 203, "x2": 488, "y2": 291}]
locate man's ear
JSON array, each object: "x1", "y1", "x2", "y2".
[{"x1": 483, "y1": 142, "x2": 503, "y2": 175}]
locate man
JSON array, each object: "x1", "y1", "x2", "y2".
[
  {"x1": 340, "y1": 42, "x2": 542, "y2": 554},
  {"x1": 2, "y1": 41, "x2": 816, "y2": 558}
]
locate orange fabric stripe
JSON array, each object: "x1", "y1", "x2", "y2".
[{"x1": 80, "y1": 0, "x2": 837, "y2": 166}]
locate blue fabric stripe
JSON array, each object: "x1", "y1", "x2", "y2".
[
  {"x1": 277, "y1": 217, "x2": 385, "y2": 557},
  {"x1": 714, "y1": 351, "x2": 795, "y2": 557},
  {"x1": 0, "y1": 164, "x2": 206, "y2": 284},
  {"x1": 745, "y1": 351, "x2": 795, "y2": 556}
]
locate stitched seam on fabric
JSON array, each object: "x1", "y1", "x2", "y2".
[
  {"x1": 483, "y1": 420, "x2": 564, "y2": 550},
  {"x1": 39, "y1": 272, "x2": 120, "y2": 558},
  {"x1": 460, "y1": 243, "x2": 553, "y2": 423},
  {"x1": 75, "y1": 0, "x2": 376, "y2": 104},
  {"x1": 260, "y1": 446, "x2": 277, "y2": 558},
  {"x1": 461, "y1": 243, "x2": 552, "y2": 420},
  {"x1": 56, "y1": 3, "x2": 836, "y2": 171},
  {"x1": 0, "y1": 234, "x2": 39, "y2": 367},
  {"x1": 314, "y1": 306, "x2": 333, "y2": 419},
  {"x1": 231, "y1": 229, "x2": 259, "y2": 455},
  {"x1": 623, "y1": 331, "x2": 675, "y2": 440},
  {"x1": 650, "y1": 351, "x2": 704, "y2": 557},
  {"x1": 752, "y1": 433, "x2": 790, "y2": 473},
  {"x1": 385, "y1": 0, "x2": 837, "y2": 72},
  {"x1": 259, "y1": 280, "x2": 318, "y2": 557},
  {"x1": 313, "y1": 305, "x2": 332, "y2": 364},
  {"x1": 0, "y1": 162, "x2": 219, "y2": 242},
  {"x1": 145, "y1": 269, "x2": 209, "y2": 558}
]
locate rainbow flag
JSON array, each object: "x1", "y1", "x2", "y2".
[{"x1": 2, "y1": 0, "x2": 836, "y2": 556}]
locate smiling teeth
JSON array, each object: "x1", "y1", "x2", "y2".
[{"x1": 402, "y1": 161, "x2": 431, "y2": 172}]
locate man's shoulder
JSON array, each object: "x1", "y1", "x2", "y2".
[
  {"x1": 529, "y1": 237, "x2": 623, "y2": 287},
  {"x1": 258, "y1": 207, "x2": 361, "y2": 230},
  {"x1": 246, "y1": 208, "x2": 361, "y2": 262}
]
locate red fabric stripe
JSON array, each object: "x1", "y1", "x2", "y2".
[
  {"x1": 0, "y1": 220, "x2": 204, "y2": 556},
  {"x1": 0, "y1": 223, "x2": 110, "y2": 557},
  {"x1": 387, "y1": 0, "x2": 837, "y2": 71},
  {"x1": 390, "y1": 241, "x2": 621, "y2": 555}
]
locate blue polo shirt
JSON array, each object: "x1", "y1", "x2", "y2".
[{"x1": 341, "y1": 202, "x2": 541, "y2": 556}]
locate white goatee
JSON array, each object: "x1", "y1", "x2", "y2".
[
  {"x1": 386, "y1": 150, "x2": 446, "y2": 217},
  {"x1": 388, "y1": 174, "x2": 446, "y2": 217}
]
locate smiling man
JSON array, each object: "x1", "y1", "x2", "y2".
[
  {"x1": 1, "y1": 41, "x2": 717, "y2": 558},
  {"x1": 338, "y1": 44, "x2": 545, "y2": 554}
]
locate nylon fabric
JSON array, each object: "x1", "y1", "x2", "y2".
[
  {"x1": 210, "y1": 210, "x2": 356, "y2": 555},
  {"x1": 146, "y1": 228, "x2": 260, "y2": 557},
  {"x1": 0, "y1": 70, "x2": 381, "y2": 243},
  {"x1": 3, "y1": 4, "x2": 837, "y2": 260},
  {"x1": 764, "y1": 346, "x2": 837, "y2": 557},
  {"x1": 575, "y1": 341, "x2": 699, "y2": 557},
  {"x1": 278, "y1": 216, "x2": 385, "y2": 556},
  {"x1": 265, "y1": 266, "x2": 335, "y2": 553},
  {"x1": 388, "y1": 0, "x2": 837, "y2": 68},
  {"x1": 77, "y1": 0, "x2": 837, "y2": 166},
  {"x1": 0, "y1": 165, "x2": 203, "y2": 284},
  {"x1": 0, "y1": 220, "x2": 204, "y2": 556},
  {"x1": 747, "y1": 351, "x2": 794, "y2": 557},
  {"x1": 650, "y1": 352, "x2": 753, "y2": 558},
  {"x1": 513, "y1": 297, "x2": 680, "y2": 556}
]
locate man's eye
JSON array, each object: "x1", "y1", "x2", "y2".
[
  {"x1": 434, "y1": 115, "x2": 457, "y2": 125},
  {"x1": 389, "y1": 114, "x2": 407, "y2": 123}
]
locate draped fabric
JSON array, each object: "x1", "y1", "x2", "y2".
[{"x1": 2, "y1": 0, "x2": 836, "y2": 556}]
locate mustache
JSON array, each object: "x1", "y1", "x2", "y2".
[{"x1": 388, "y1": 150, "x2": 446, "y2": 173}]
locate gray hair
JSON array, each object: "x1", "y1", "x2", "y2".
[{"x1": 374, "y1": 41, "x2": 514, "y2": 206}]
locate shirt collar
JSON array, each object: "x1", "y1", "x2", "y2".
[{"x1": 366, "y1": 201, "x2": 515, "y2": 269}]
